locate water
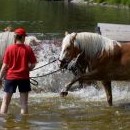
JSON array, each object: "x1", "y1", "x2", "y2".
[
  {"x1": 0, "y1": 0, "x2": 130, "y2": 129},
  {"x1": 0, "y1": 93, "x2": 130, "y2": 130},
  {"x1": 0, "y1": 0, "x2": 130, "y2": 33}
]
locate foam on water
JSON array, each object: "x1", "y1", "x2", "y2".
[{"x1": 71, "y1": 82, "x2": 130, "y2": 104}]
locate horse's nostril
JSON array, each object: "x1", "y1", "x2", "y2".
[
  {"x1": 59, "y1": 59, "x2": 65, "y2": 64},
  {"x1": 59, "y1": 61, "x2": 64, "y2": 68},
  {"x1": 59, "y1": 60, "x2": 66, "y2": 69}
]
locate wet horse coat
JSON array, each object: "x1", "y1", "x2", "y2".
[{"x1": 59, "y1": 32, "x2": 130, "y2": 106}]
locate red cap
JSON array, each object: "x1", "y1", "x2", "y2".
[{"x1": 14, "y1": 28, "x2": 27, "y2": 36}]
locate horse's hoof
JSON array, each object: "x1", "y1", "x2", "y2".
[{"x1": 60, "y1": 91, "x2": 68, "y2": 97}]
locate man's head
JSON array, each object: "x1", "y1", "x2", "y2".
[
  {"x1": 14, "y1": 28, "x2": 27, "y2": 36},
  {"x1": 14, "y1": 28, "x2": 27, "y2": 43}
]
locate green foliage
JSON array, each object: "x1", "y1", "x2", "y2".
[
  {"x1": 93, "y1": 0, "x2": 130, "y2": 5},
  {"x1": 95, "y1": 0, "x2": 105, "y2": 3},
  {"x1": 121, "y1": 0, "x2": 127, "y2": 4},
  {"x1": 102, "y1": 0, "x2": 121, "y2": 4},
  {"x1": 123, "y1": 0, "x2": 130, "y2": 6}
]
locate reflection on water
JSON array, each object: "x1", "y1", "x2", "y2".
[
  {"x1": 0, "y1": 0, "x2": 130, "y2": 33},
  {"x1": 0, "y1": 95, "x2": 130, "y2": 130}
]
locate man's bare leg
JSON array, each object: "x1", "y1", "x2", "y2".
[
  {"x1": 20, "y1": 92, "x2": 29, "y2": 114},
  {"x1": 0, "y1": 92, "x2": 13, "y2": 114}
]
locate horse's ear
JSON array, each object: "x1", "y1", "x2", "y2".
[
  {"x1": 71, "y1": 32, "x2": 77, "y2": 42},
  {"x1": 65, "y1": 31, "x2": 68, "y2": 36}
]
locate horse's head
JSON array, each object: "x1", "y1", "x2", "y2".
[{"x1": 59, "y1": 32, "x2": 80, "y2": 69}]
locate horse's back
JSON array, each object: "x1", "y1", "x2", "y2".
[
  {"x1": 0, "y1": 32, "x2": 14, "y2": 44},
  {"x1": 0, "y1": 32, "x2": 14, "y2": 61}
]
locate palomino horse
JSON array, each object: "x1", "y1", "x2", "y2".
[
  {"x1": 0, "y1": 31, "x2": 41, "y2": 62},
  {"x1": 59, "y1": 32, "x2": 130, "y2": 106}
]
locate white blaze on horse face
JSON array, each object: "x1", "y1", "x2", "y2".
[{"x1": 60, "y1": 34, "x2": 72, "y2": 62}]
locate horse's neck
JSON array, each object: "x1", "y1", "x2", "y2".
[
  {"x1": 76, "y1": 32, "x2": 116, "y2": 60},
  {"x1": 75, "y1": 33, "x2": 96, "y2": 59}
]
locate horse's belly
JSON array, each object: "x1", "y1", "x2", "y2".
[{"x1": 105, "y1": 69, "x2": 130, "y2": 80}]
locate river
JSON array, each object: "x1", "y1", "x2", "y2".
[{"x1": 0, "y1": 0, "x2": 130, "y2": 130}]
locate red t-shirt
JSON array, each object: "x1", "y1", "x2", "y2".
[{"x1": 3, "y1": 44, "x2": 37, "y2": 80}]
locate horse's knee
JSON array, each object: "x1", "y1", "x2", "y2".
[{"x1": 65, "y1": 82, "x2": 72, "y2": 91}]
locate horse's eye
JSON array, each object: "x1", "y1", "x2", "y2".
[{"x1": 66, "y1": 47, "x2": 70, "y2": 50}]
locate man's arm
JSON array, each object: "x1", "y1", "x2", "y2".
[
  {"x1": 0, "y1": 63, "x2": 8, "y2": 79},
  {"x1": 29, "y1": 63, "x2": 36, "y2": 71}
]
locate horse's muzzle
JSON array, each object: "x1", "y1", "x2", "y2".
[{"x1": 59, "y1": 59, "x2": 69, "y2": 69}]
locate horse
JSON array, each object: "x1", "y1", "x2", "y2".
[
  {"x1": 0, "y1": 31, "x2": 41, "y2": 62},
  {"x1": 59, "y1": 32, "x2": 130, "y2": 106}
]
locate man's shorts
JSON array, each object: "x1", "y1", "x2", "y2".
[{"x1": 4, "y1": 79, "x2": 31, "y2": 93}]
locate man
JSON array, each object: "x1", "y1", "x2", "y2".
[{"x1": 0, "y1": 28, "x2": 37, "y2": 115}]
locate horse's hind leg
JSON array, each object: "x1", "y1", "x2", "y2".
[{"x1": 102, "y1": 80, "x2": 112, "y2": 106}]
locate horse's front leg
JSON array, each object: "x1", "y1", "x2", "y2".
[
  {"x1": 60, "y1": 78, "x2": 77, "y2": 97},
  {"x1": 60, "y1": 69, "x2": 98, "y2": 97},
  {"x1": 102, "y1": 80, "x2": 112, "y2": 106}
]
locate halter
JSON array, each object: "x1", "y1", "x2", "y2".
[{"x1": 75, "y1": 39, "x2": 81, "y2": 50}]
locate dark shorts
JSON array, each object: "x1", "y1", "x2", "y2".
[{"x1": 4, "y1": 79, "x2": 31, "y2": 93}]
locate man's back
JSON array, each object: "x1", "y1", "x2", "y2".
[{"x1": 3, "y1": 44, "x2": 36, "y2": 80}]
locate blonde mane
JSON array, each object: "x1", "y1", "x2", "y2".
[{"x1": 72, "y1": 32, "x2": 121, "y2": 59}]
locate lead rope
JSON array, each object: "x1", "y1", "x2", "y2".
[
  {"x1": 30, "y1": 68, "x2": 62, "y2": 87},
  {"x1": 33, "y1": 58, "x2": 58, "y2": 71},
  {"x1": 30, "y1": 58, "x2": 60, "y2": 86},
  {"x1": 30, "y1": 68, "x2": 62, "y2": 79}
]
